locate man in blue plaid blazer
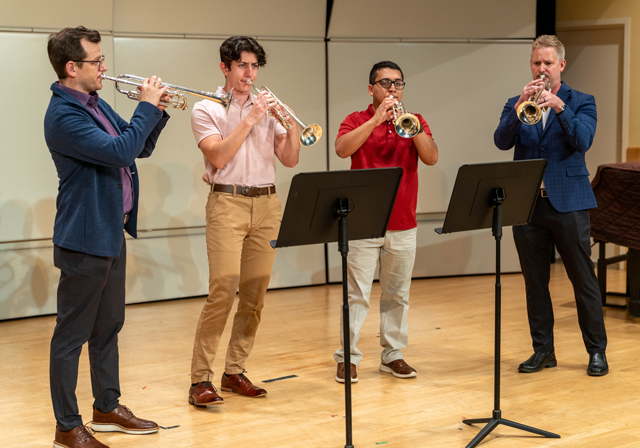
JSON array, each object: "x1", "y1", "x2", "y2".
[{"x1": 494, "y1": 35, "x2": 608, "y2": 377}]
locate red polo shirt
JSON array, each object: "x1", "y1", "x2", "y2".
[{"x1": 337, "y1": 104, "x2": 432, "y2": 230}]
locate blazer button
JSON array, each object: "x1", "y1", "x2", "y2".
[
  {"x1": 118, "y1": 184, "x2": 123, "y2": 189},
  {"x1": 541, "y1": 146, "x2": 545, "y2": 151}
]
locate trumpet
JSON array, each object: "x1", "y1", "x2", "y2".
[
  {"x1": 390, "y1": 96, "x2": 422, "y2": 138},
  {"x1": 516, "y1": 74, "x2": 551, "y2": 125},
  {"x1": 101, "y1": 74, "x2": 233, "y2": 113},
  {"x1": 247, "y1": 80, "x2": 322, "y2": 147}
]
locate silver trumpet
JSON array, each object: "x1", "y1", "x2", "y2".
[
  {"x1": 247, "y1": 80, "x2": 322, "y2": 147},
  {"x1": 101, "y1": 74, "x2": 233, "y2": 113},
  {"x1": 517, "y1": 74, "x2": 551, "y2": 125},
  {"x1": 390, "y1": 96, "x2": 422, "y2": 138}
]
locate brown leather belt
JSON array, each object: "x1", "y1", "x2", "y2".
[
  {"x1": 540, "y1": 188, "x2": 548, "y2": 198},
  {"x1": 124, "y1": 213, "x2": 130, "y2": 224},
  {"x1": 212, "y1": 184, "x2": 276, "y2": 197}
]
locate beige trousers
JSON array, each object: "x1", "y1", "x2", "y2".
[
  {"x1": 191, "y1": 190, "x2": 281, "y2": 383},
  {"x1": 334, "y1": 228, "x2": 417, "y2": 365}
]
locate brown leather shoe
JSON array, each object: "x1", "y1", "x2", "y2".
[
  {"x1": 335, "y1": 362, "x2": 358, "y2": 383},
  {"x1": 91, "y1": 404, "x2": 158, "y2": 435},
  {"x1": 54, "y1": 424, "x2": 109, "y2": 448},
  {"x1": 380, "y1": 359, "x2": 417, "y2": 378},
  {"x1": 221, "y1": 372, "x2": 267, "y2": 397},
  {"x1": 189, "y1": 381, "x2": 224, "y2": 406}
]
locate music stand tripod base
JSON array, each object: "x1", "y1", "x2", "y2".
[
  {"x1": 436, "y1": 160, "x2": 559, "y2": 447},
  {"x1": 463, "y1": 410, "x2": 560, "y2": 448}
]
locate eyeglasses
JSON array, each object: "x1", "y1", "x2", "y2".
[
  {"x1": 72, "y1": 55, "x2": 106, "y2": 66},
  {"x1": 373, "y1": 78, "x2": 406, "y2": 90}
]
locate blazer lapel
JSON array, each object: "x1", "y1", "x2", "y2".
[{"x1": 540, "y1": 109, "x2": 555, "y2": 139}]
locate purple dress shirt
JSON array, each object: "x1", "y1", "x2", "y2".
[{"x1": 56, "y1": 82, "x2": 134, "y2": 215}]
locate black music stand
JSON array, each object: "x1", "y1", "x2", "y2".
[
  {"x1": 436, "y1": 160, "x2": 560, "y2": 448},
  {"x1": 272, "y1": 168, "x2": 402, "y2": 448}
]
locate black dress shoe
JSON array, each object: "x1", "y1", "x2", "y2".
[
  {"x1": 518, "y1": 351, "x2": 557, "y2": 373},
  {"x1": 587, "y1": 353, "x2": 609, "y2": 376}
]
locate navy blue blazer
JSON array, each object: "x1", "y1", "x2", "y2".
[
  {"x1": 44, "y1": 82, "x2": 169, "y2": 257},
  {"x1": 494, "y1": 81, "x2": 598, "y2": 213}
]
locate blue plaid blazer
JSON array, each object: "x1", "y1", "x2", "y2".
[{"x1": 494, "y1": 81, "x2": 598, "y2": 213}]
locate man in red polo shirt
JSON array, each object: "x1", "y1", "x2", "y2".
[{"x1": 333, "y1": 61, "x2": 438, "y2": 383}]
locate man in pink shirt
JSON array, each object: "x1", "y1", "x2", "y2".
[
  {"x1": 333, "y1": 61, "x2": 438, "y2": 383},
  {"x1": 188, "y1": 36, "x2": 301, "y2": 405}
]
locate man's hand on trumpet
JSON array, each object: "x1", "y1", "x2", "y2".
[
  {"x1": 138, "y1": 76, "x2": 170, "y2": 111},
  {"x1": 514, "y1": 78, "x2": 565, "y2": 114},
  {"x1": 245, "y1": 90, "x2": 275, "y2": 127},
  {"x1": 537, "y1": 89, "x2": 565, "y2": 114},
  {"x1": 514, "y1": 78, "x2": 545, "y2": 111},
  {"x1": 369, "y1": 96, "x2": 397, "y2": 127},
  {"x1": 273, "y1": 102, "x2": 299, "y2": 134}
]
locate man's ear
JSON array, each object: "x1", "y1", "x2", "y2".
[
  {"x1": 220, "y1": 61, "x2": 228, "y2": 77},
  {"x1": 65, "y1": 61, "x2": 77, "y2": 78}
]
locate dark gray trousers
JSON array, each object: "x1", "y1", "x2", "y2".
[
  {"x1": 513, "y1": 197, "x2": 607, "y2": 354},
  {"x1": 50, "y1": 240, "x2": 126, "y2": 431}
]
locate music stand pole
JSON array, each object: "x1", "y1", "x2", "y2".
[
  {"x1": 271, "y1": 168, "x2": 403, "y2": 448},
  {"x1": 337, "y1": 198, "x2": 355, "y2": 448},
  {"x1": 462, "y1": 188, "x2": 560, "y2": 447}
]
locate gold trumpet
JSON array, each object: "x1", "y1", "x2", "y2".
[
  {"x1": 101, "y1": 74, "x2": 233, "y2": 113},
  {"x1": 390, "y1": 96, "x2": 422, "y2": 138},
  {"x1": 517, "y1": 74, "x2": 551, "y2": 125},
  {"x1": 247, "y1": 80, "x2": 322, "y2": 147}
]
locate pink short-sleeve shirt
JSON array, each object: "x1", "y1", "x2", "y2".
[{"x1": 191, "y1": 87, "x2": 287, "y2": 186}]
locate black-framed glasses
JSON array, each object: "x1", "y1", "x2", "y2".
[
  {"x1": 72, "y1": 55, "x2": 106, "y2": 66},
  {"x1": 373, "y1": 78, "x2": 405, "y2": 90}
]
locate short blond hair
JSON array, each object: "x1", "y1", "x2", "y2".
[{"x1": 531, "y1": 34, "x2": 565, "y2": 62}]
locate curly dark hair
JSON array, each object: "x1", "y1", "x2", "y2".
[
  {"x1": 47, "y1": 26, "x2": 101, "y2": 79},
  {"x1": 219, "y1": 36, "x2": 267, "y2": 69},
  {"x1": 369, "y1": 61, "x2": 404, "y2": 85}
]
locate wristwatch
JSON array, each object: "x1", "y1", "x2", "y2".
[{"x1": 557, "y1": 104, "x2": 566, "y2": 115}]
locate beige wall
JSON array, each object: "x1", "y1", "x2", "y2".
[
  {"x1": 557, "y1": 0, "x2": 640, "y2": 147},
  {"x1": 0, "y1": 0, "x2": 535, "y2": 319}
]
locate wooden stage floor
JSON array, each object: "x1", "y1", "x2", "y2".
[{"x1": 1, "y1": 263, "x2": 638, "y2": 447}]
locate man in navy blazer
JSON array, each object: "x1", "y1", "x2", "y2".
[
  {"x1": 494, "y1": 35, "x2": 608, "y2": 377},
  {"x1": 44, "y1": 26, "x2": 170, "y2": 448}
]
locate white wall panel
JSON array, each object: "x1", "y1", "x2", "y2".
[
  {"x1": 327, "y1": 218, "x2": 521, "y2": 283},
  {"x1": 112, "y1": 37, "x2": 329, "y2": 290},
  {"x1": 112, "y1": 37, "x2": 327, "y2": 231},
  {"x1": 0, "y1": 229, "x2": 326, "y2": 320},
  {"x1": 328, "y1": 40, "x2": 533, "y2": 214},
  {"x1": 0, "y1": 243, "x2": 57, "y2": 320},
  {"x1": 0, "y1": 32, "x2": 115, "y2": 242},
  {"x1": 0, "y1": 231, "x2": 208, "y2": 320},
  {"x1": 113, "y1": 0, "x2": 326, "y2": 38},
  {"x1": 0, "y1": 1, "x2": 539, "y2": 319},
  {"x1": 0, "y1": 1, "x2": 113, "y2": 31},
  {"x1": 328, "y1": 0, "x2": 535, "y2": 39}
]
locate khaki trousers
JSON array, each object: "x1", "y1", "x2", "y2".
[
  {"x1": 191, "y1": 190, "x2": 281, "y2": 382},
  {"x1": 334, "y1": 228, "x2": 417, "y2": 365}
]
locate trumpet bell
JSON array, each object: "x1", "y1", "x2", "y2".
[
  {"x1": 517, "y1": 74, "x2": 550, "y2": 125},
  {"x1": 517, "y1": 101, "x2": 542, "y2": 125},
  {"x1": 394, "y1": 113, "x2": 422, "y2": 138},
  {"x1": 247, "y1": 80, "x2": 323, "y2": 147},
  {"x1": 300, "y1": 124, "x2": 322, "y2": 147}
]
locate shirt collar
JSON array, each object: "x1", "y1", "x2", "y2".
[
  {"x1": 217, "y1": 85, "x2": 256, "y2": 108},
  {"x1": 56, "y1": 81, "x2": 100, "y2": 109}
]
